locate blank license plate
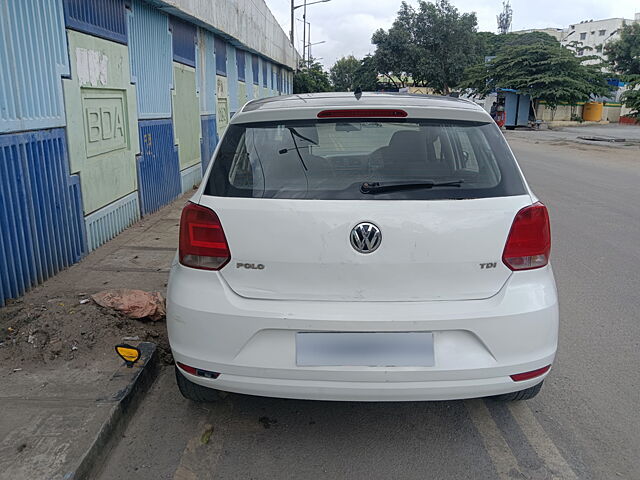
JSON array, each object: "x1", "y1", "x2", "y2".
[{"x1": 296, "y1": 332, "x2": 434, "y2": 367}]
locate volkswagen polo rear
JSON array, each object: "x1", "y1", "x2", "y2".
[{"x1": 167, "y1": 93, "x2": 558, "y2": 402}]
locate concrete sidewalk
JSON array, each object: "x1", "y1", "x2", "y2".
[
  {"x1": 0, "y1": 193, "x2": 189, "y2": 480},
  {"x1": 505, "y1": 123, "x2": 640, "y2": 150}
]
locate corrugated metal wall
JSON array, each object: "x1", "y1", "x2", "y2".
[
  {"x1": 137, "y1": 119, "x2": 181, "y2": 216},
  {"x1": 197, "y1": 29, "x2": 217, "y2": 115},
  {"x1": 170, "y1": 16, "x2": 196, "y2": 67},
  {"x1": 85, "y1": 192, "x2": 139, "y2": 251},
  {"x1": 0, "y1": 0, "x2": 294, "y2": 305},
  {"x1": 0, "y1": 0, "x2": 69, "y2": 133},
  {"x1": 63, "y1": 0, "x2": 128, "y2": 44},
  {"x1": 200, "y1": 114, "x2": 218, "y2": 174},
  {"x1": 246, "y1": 53, "x2": 254, "y2": 101},
  {"x1": 128, "y1": 0, "x2": 173, "y2": 119},
  {"x1": 226, "y1": 43, "x2": 239, "y2": 116},
  {"x1": 0, "y1": 129, "x2": 87, "y2": 306}
]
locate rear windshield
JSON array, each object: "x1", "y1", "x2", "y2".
[{"x1": 204, "y1": 119, "x2": 526, "y2": 200}]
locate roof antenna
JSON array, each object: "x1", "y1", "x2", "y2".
[{"x1": 354, "y1": 87, "x2": 362, "y2": 100}]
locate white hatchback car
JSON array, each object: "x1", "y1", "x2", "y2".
[{"x1": 167, "y1": 92, "x2": 558, "y2": 403}]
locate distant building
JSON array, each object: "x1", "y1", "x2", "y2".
[
  {"x1": 513, "y1": 14, "x2": 639, "y2": 66},
  {"x1": 562, "y1": 16, "x2": 637, "y2": 64}
]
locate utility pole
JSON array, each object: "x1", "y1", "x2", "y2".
[
  {"x1": 307, "y1": 23, "x2": 311, "y2": 67},
  {"x1": 290, "y1": 0, "x2": 294, "y2": 45},
  {"x1": 302, "y1": 1, "x2": 307, "y2": 65},
  {"x1": 290, "y1": 0, "x2": 331, "y2": 67}
]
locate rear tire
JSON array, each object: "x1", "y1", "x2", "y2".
[
  {"x1": 175, "y1": 366, "x2": 220, "y2": 402},
  {"x1": 492, "y1": 381, "x2": 543, "y2": 401}
]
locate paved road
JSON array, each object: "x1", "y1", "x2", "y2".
[{"x1": 98, "y1": 137, "x2": 640, "y2": 480}]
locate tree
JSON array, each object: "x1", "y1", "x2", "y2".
[
  {"x1": 413, "y1": 0, "x2": 480, "y2": 94},
  {"x1": 371, "y1": 0, "x2": 480, "y2": 93},
  {"x1": 352, "y1": 55, "x2": 380, "y2": 91},
  {"x1": 605, "y1": 22, "x2": 640, "y2": 118},
  {"x1": 293, "y1": 59, "x2": 332, "y2": 94},
  {"x1": 605, "y1": 22, "x2": 640, "y2": 76},
  {"x1": 371, "y1": 3, "x2": 416, "y2": 88},
  {"x1": 462, "y1": 41, "x2": 610, "y2": 109},
  {"x1": 330, "y1": 56, "x2": 361, "y2": 91},
  {"x1": 496, "y1": 1, "x2": 512, "y2": 35}
]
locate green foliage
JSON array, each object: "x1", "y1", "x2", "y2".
[
  {"x1": 293, "y1": 59, "x2": 332, "y2": 94},
  {"x1": 329, "y1": 56, "x2": 361, "y2": 91},
  {"x1": 476, "y1": 31, "x2": 559, "y2": 58},
  {"x1": 605, "y1": 22, "x2": 640, "y2": 118},
  {"x1": 621, "y1": 79, "x2": 640, "y2": 118},
  {"x1": 371, "y1": 3, "x2": 415, "y2": 88},
  {"x1": 371, "y1": 0, "x2": 479, "y2": 93},
  {"x1": 352, "y1": 55, "x2": 381, "y2": 91},
  {"x1": 605, "y1": 22, "x2": 640, "y2": 76},
  {"x1": 462, "y1": 41, "x2": 610, "y2": 109}
]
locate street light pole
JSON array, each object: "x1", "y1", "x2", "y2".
[
  {"x1": 290, "y1": 0, "x2": 331, "y2": 67},
  {"x1": 302, "y1": 1, "x2": 307, "y2": 65}
]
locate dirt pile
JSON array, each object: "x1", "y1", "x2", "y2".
[{"x1": 0, "y1": 294, "x2": 173, "y2": 370}]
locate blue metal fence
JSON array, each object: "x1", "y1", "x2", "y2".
[
  {"x1": 170, "y1": 16, "x2": 196, "y2": 67},
  {"x1": 63, "y1": 0, "x2": 128, "y2": 44},
  {"x1": 200, "y1": 114, "x2": 218, "y2": 175},
  {"x1": 0, "y1": 129, "x2": 87, "y2": 307},
  {"x1": 128, "y1": 0, "x2": 173, "y2": 118},
  {"x1": 0, "y1": 0, "x2": 69, "y2": 133},
  {"x1": 137, "y1": 119, "x2": 181, "y2": 216}
]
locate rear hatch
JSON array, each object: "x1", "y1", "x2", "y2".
[
  {"x1": 196, "y1": 111, "x2": 532, "y2": 302},
  {"x1": 199, "y1": 196, "x2": 530, "y2": 301}
]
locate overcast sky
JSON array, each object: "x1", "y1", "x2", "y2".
[{"x1": 264, "y1": 0, "x2": 639, "y2": 68}]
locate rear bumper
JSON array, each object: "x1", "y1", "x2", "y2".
[
  {"x1": 178, "y1": 367, "x2": 550, "y2": 402},
  {"x1": 167, "y1": 263, "x2": 558, "y2": 401}
]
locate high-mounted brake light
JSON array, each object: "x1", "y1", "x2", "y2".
[
  {"x1": 317, "y1": 109, "x2": 408, "y2": 118},
  {"x1": 179, "y1": 202, "x2": 231, "y2": 270},
  {"x1": 502, "y1": 202, "x2": 551, "y2": 271}
]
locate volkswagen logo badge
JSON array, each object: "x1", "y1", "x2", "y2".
[{"x1": 350, "y1": 222, "x2": 382, "y2": 254}]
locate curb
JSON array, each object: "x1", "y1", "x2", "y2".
[{"x1": 63, "y1": 342, "x2": 160, "y2": 480}]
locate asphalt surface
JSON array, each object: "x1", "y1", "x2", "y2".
[{"x1": 98, "y1": 135, "x2": 640, "y2": 480}]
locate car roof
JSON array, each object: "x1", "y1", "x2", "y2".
[{"x1": 242, "y1": 92, "x2": 483, "y2": 113}]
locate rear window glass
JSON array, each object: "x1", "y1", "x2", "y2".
[{"x1": 205, "y1": 119, "x2": 526, "y2": 200}]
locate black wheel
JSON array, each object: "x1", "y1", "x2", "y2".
[
  {"x1": 492, "y1": 381, "x2": 543, "y2": 401},
  {"x1": 175, "y1": 366, "x2": 220, "y2": 402}
]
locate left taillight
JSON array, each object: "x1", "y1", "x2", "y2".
[{"x1": 179, "y1": 202, "x2": 230, "y2": 270}]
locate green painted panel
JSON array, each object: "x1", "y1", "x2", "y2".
[
  {"x1": 216, "y1": 75, "x2": 229, "y2": 138},
  {"x1": 63, "y1": 30, "x2": 140, "y2": 214},
  {"x1": 173, "y1": 62, "x2": 202, "y2": 170},
  {"x1": 238, "y1": 82, "x2": 247, "y2": 108}
]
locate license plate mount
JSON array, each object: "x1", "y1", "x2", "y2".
[{"x1": 295, "y1": 332, "x2": 434, "y2": 367}]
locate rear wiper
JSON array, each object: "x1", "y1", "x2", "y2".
[
  {"x1": 360, "y1": 180, "x2": 464, "y2": 194},
  {"x1": 287, "y1": 127, "x2": 318, "y2": 146}
]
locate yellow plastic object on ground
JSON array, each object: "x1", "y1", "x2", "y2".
[{"x1": 583, "y1": 102, "x2": 603, "y2": 122}]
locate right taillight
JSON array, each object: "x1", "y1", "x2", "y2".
[
  {"x1": 502, "y1": 202, "x2": 551, "y2": 271},
  {"x1": 179, "y1": 202, "x2": 231, "y2": 270}
]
